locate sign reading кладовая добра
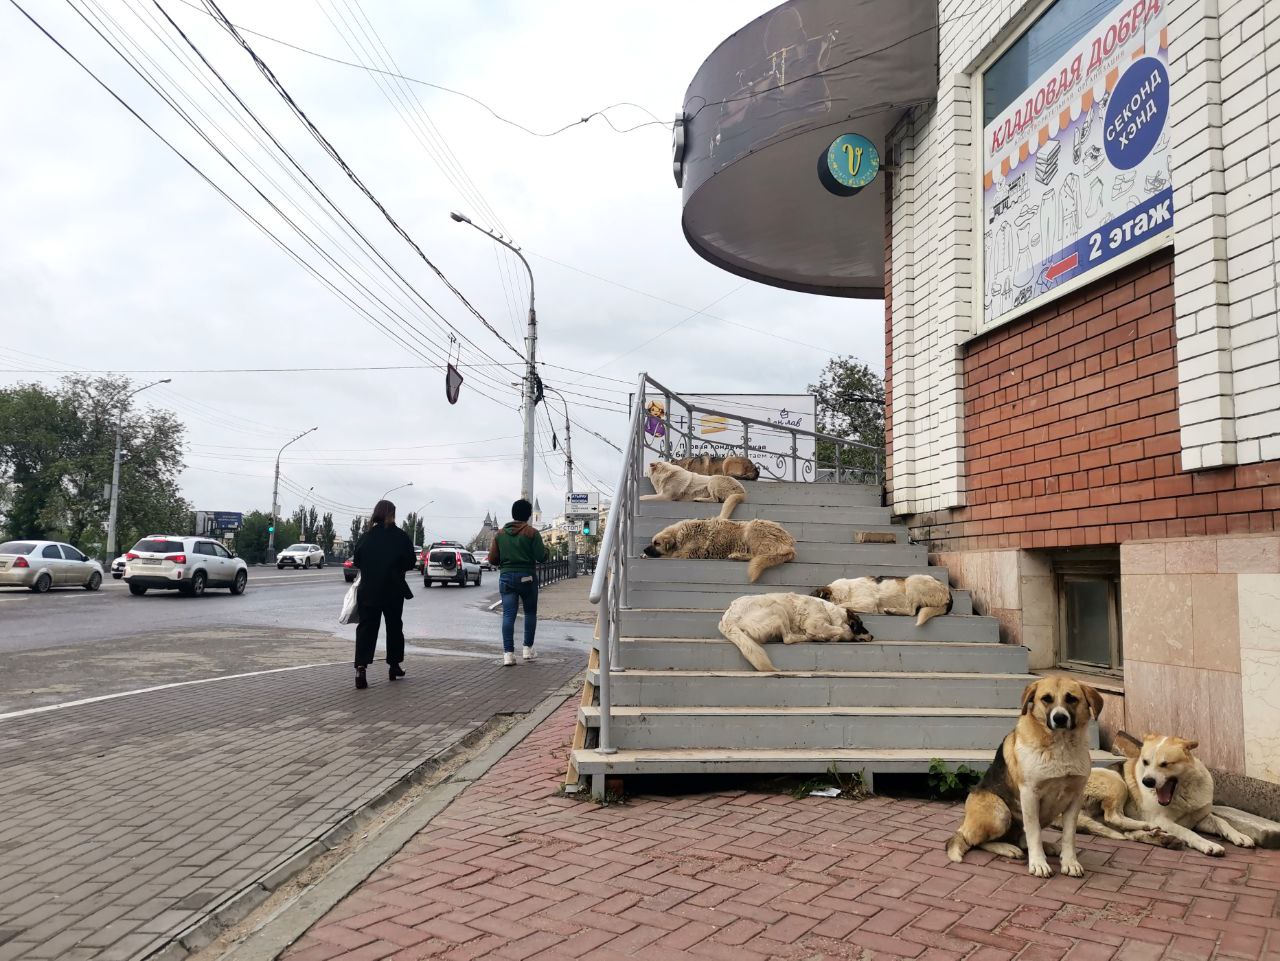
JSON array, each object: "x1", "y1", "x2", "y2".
[{"x1": 982, "y1": 0, "x2": 1171, "y2": 327}]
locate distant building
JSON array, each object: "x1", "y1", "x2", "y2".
[{"x1": 467, "y1": 511, "x2": 501, "y2": 553}]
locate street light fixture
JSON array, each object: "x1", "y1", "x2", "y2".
[
  {"x1": 450, "y1": 209, "x2": 537, "y2": 503},
  {"x1": 105, "y1": 377, "x2": 171, "y2": 562},
  {"x1": 408, "y1": 498, "x2": 435, "y2": 544},
  {"x1": 542, "y1": 385, "x2": 579, "y2": 579},
  {"x1": 267, "y1": 427, "x2": 318, "y2": 563},
  {"x1": 380, "y1": 482, "x2": 413, "y2": 501}
]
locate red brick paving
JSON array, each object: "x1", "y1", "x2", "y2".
[{"x1": 284, "y1": 699, "x2": 1280, "y2": 960}]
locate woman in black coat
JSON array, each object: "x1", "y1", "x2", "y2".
[{"x1": 351, "y1": 499, "x2": 416, "y2": 688}]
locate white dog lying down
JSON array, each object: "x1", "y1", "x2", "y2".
[
  {"x1": 718, "y1": 592, "x2": 873, "y2": 672},
  {"x1": 812, "y1": 575, "x2": 952, "y2": 627},
  {"x1": 640, "y1": 461, "x2": 746, "y2": 520}
]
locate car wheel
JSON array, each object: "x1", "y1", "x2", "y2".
[
  {"x1": 475, "y1": 572, "x2": 482, "y2": 586},
  {"x1": 231, "y1": 570, "x2": 247, "y2": 595},
  {"x1": 85, "y1": 571, "x2": 102, "y2": 591},
  {"x1": 456, "y1": 571, "x2": 466, "y2": 587},
  {"x1": 277, "y1": 564, "x2": 284, "y2": 570},
  {"x1": 112, "y1": 572, "x2": 123, "y2": 580},
  {"x1": 304, "y1": 557, "x2": 311, "y2": 569},
  {"x1": 128, "y1": 583, "x2": 148, "y2": 596},
  {"x1": 318, "y1": 558, "x2": 325, "y2": 569},
  {"x1": 30, "y1": 572, "x2": 52, "y2": 594},
  {"x1": 185, "y1": 571, "x2": 207, "y2": 597}
]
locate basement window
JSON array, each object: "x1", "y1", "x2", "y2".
[{"x1": 1054, "y1": 552, "x2": 1122, "y2": 674}]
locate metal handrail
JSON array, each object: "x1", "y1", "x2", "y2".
[{"x1": 586, "y1": 372, "x2": 883, "y2": 762}]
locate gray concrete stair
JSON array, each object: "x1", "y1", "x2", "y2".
[
  {"x1": 640, "y1": 479, "x2": 882, "y2": 507},
  {"x1": 624, "y1": 587, "x2": 974, "y2": 614},
  {"x1": 628, "y1": 559, "x2": 950, "y2": 587},
  {"x1": 612, "y1": 638, "x2": 1028, "y2": 673},
  {"x1": 638, "y1": 501, "x2": 893, "y2": 525},
  {"x1": 619, "y1": 609, "x2": 996, "y2": 643},
  {"x1": 635, "y1": 517, "x2": 908, "y2": 544}
]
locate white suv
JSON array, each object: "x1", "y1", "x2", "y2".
[
  {"x1": 424, "y1": 546, "x2": 482, "y2": 587},
  {"x1": 277, "y1": 543, "x2": 325, "y2": 570},
  {"x1": 124, "y1": 535, "x2": 248, "y2": 597}
]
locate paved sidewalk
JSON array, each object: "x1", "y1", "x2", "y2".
[
  {"x1": 285, "y1": 699, "x2": 1280, "y2": 961},
  {"x1": 0, "y1": 636, "x2": 582, "y2": 961}
]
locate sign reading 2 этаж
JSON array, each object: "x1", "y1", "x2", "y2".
[
  {"x1": 824, "y1": 134, "x2": 879, "y2": 192},
  {"x1": 981, "y1": 0, "x2": 1172, "y2": 329}
]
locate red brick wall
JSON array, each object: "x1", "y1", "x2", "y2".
[{"x1": 906, "y1": 249, "x2": 1280, "y2": 551}]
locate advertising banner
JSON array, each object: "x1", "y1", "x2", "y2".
[{"x1": 982, "y1": 0, "x2": 1171, "y2": 327}]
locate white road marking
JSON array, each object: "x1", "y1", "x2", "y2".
[{"x1": 0, "y1": 662, "x2": 345, "y2": 721}]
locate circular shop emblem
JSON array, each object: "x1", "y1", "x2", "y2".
[
  {"x1": 1104, "y1": 57, "x2": 1169, "y2": 171},
  {"x1": 820, "y1": 133, "x2": 880, "y2": 196}
]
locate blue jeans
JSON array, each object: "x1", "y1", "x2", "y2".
[{"x1": 499, "y1": 571, "x2": 538, "y2": 653}]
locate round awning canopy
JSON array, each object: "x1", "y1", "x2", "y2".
[{"x1": 677, "y1": 0, "x2": 938, "y2": 297}]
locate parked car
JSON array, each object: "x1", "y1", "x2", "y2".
[
  {"x1": 343, "y1": 558, "x2": 357, "y2": 583},
  {"x1": 413, "y1": 545, "x2": 424, "y2": 572},
  {"x1": 475, "y1": 550, "x2": 492, "y2": 571},
  {"x1": 123, "y1": 535, "x2": 248, "y2": 596},
  {"x1": 0, "y1": 540, "x2": 104, "y2": 592},
  {"x1": 110, "y1": 555, "x2": 127, "y2": 579},
  {"x1": 425, "y1": 547, "x2": 482, "y2": 587},
  {"x1": 277, "y1": 543, "x2": 325, "y2": 570}
]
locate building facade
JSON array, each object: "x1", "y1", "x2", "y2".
[{"x1": 676, "y1": 0, "x2": 1280, "y2": 789}]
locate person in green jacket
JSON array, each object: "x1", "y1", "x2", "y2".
[{"x1": 490, "y1": 498, "x2": 549, "y2": 665}]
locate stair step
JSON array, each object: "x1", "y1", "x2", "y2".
[
  {"x1": 624, "y1": 588, "x2": 974, "y2": 615},
  {"x1": 636, "y1": 518, "x2": 908, "y2": 545},
  {"x1": 640, "y1": 479, "x2": 882, "y2": 508},
  {"x1": 579, "y1": 704, "x2": 1050, "y2": 750},
  {"x1": 629, "y1": 560, "x2": 950, "y2": 586},
  {"x1": 610, "y1": 638, "x2": 1028, "y2": 672},
  {"x1": 590, "y1": 669, "x2": 1030, "y2": 708},
  {"x1": 619, "y1": 609, "x2": 996, "y2": 643},
  {"x1": 572, "y1": 748, "x2": 1121, "y2": 777},
  {"x1": 638, "y1": 501, "x2": 893, "y2": 525}
]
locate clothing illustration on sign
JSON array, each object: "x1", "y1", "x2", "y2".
[
  {"x1": 1112, "y1": 171, "x2": 1135, "y2": 199},
  {"x1": 1014, "y1": 218, "x2": 1033, "y2": 289},
  {"x1": 1145, "y1": 172, "x2": 1168, "y2": 193},
  {"x1": 1035, "y1": 139, "x2": 1061, "y2": 185},
  {"x1": 1059, "y1": 173, "x2": 1081, "y2": 239},
  {"x1": 991, "y1": 221, "x2": 1013, "y2": 297},
  {"x1": 1072, "y1": 106, "x2": 1097, "y2": 164},
  {"x1": 1086, "y1": 177, "x2": 1104, "y2": 220},
  {"x1": 1038, "y1": 187, "x2": 1057, "y2": 258}
]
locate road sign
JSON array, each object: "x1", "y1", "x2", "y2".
[{"x1": 565, "y1": 492, "x2": 599, "y2": 515}]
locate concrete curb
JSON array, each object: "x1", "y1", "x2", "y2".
[{"x1": 189, "y1": 677, "x2": 581, "y2": 961}]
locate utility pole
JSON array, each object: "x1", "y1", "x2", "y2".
[
  {"x1": 544, "y1": 386, "x2": 577, "y2": 577},
  {"x1": 268, "y1": 427, "x2": 318, "y2": 563},
  {"x1": 105, "y1": 377, "x2": 170, "y2": 562},
  {"x1": 450, "y1": 211, "x2": 537, "y2": 502}
]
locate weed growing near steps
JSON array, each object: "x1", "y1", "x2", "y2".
[
  {"x1": 928, "y1": 758, "x2": 981, "y2": 800},
  {"x1": 790, "y1": 763, "x2": 871, "y2": 801}
]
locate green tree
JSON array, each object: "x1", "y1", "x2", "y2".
[
  {"x1": 807, "y1": 357, "x2": 885, "y2": 480},
  {"x1": 0, "y1": 376, "x2": 189, "y2": 554},
  {"x1": 235, "y1": 510, "x2": 299, "y2": 565},
  {"x1": 348, "y1": 515, "x2": 367, "y2": 552},
  {"x1": 318, "y1": 512, "x2": 336, "y2": 556}
]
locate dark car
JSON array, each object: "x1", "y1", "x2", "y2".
[{"x1": 343, "y1": 558, "x2": 357, "y2": 583}]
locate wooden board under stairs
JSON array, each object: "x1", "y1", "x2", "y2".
[{"x1": 564, "y1": 647, "x2": 598, "y2": 788}]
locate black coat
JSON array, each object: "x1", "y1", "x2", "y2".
[{"x1": 352, "y1": 524, "x2": 416, "y2": 604}]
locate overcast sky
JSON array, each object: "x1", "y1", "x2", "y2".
[{"x1": 1, "y1": 0, "x2": 884, "y2": 543}]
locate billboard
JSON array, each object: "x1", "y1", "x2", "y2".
[
  {"x1": 981, "y1": 0, "x2": 1171, "y2": 328},
  {"x1": 194, "y1": 511, "x2": 244, "y2": 534}
]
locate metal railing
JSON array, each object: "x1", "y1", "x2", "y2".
[{"x1": 588, "y1": 373, "x2": 883, "y2": 757}]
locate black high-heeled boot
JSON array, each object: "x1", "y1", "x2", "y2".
[
  {"x1": 355, "y1": 666, "x2": 368, "y2": 689},
  {"x1": 389, "y1": 663, "x2": 406, "y2": 681}
]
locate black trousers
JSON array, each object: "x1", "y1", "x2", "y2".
[{"x1": 354, "y1": 593, "x2": 404, "y2": 667}]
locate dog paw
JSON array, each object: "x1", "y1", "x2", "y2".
[
  {"x1": 1059, "y1": 857, "x2": 1085, "y2": 878},
  {"x1": 985, "y1": 842, "x2": 1024, "y2": 859},
  {"x1": 1231, "y1": 834, "x2": 1255, "y2": 849},
  {"x1": 1027, "y1": 857, "x2": 1054, "y2": 878},
  {"x1": 1201, "y1": 842, "x2": 1226, "y2": 857},
  {"x1": 1140, "y1": 829, "x2": 1185, "y2": 850}
]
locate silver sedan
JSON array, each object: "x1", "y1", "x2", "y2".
[{"x1": 0, "y1": 540, "x2": 104, "y2": 592}]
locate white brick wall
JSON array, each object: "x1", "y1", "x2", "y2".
[{"x1": 889, "y1": 0, "x2": 1280, "y2": 517}]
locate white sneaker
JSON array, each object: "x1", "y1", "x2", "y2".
[
  {"x1": 522, "y1": 647, "x2": 537, "y2": 661},
  {"x1": 502, "y1": 652, "x2": 516, "y2": 666}
]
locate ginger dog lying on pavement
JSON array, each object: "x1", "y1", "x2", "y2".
[
  {"x1": 1064, "y1": 731, "x2": 1255, "y2": 855},
  {"x1": 641, "y1": 517, "x2": 796, "y2": 583},
  {"x1": 641, "y1": 461, "x2": 746, "y2": 519},
  {"x1": 671, "y1": 454, "x2": 760, "y2": 481},
  {"x1": 947, "y1": 676, "x2": 1104, "y2": 877},
  {"x1": 717, "y1": 592, "x2": 873, "y2": 672},
  {"x1": 812, "y1": 575, "x2": 953, "y2": 626}
]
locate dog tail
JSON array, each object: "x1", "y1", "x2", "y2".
[
  {"x1": 747, "y1": 549, "x2": 795, "y2": 584},
  {"x1": 718, "y1": 491, "x2": 745, "y2": 520},
  {"x1": 945, "y1": 831, "x2": 973, "y2": 863},
  {"x1": 916, "y1": 605, "x2": 948, "y2": 626},
  {"x1": 719, "y1": 624, "x2": 778, "y2": 672}
]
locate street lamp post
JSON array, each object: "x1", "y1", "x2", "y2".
[
  {"x1": 380, "y1": 482, "x2": 413, "y2": 503},
  {"x1": 543, "y1": 386, "x2": 578, "y2": 578},
  {"x1": 450, "y1": 211, "x2": 536, "y2": 503},
  {"x1": 268, "y1": 427, "x2": 318, "y2": 563},
  {"x1": 301, "y1": 486, "x2": 315, "y2": 540},
  {"x1": 105, "y1": 378, "x2": 171, "y2": 563},
  {"x1": 409, "y1": 499, "x2": 435, "y2": 545}
]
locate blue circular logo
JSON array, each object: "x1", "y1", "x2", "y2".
[
  {"x1": 825, "y1": 134, "x2": 879, "y2": 189},
  {"x1": 1104, "y1": 57, "x2": 1169, "y2": 170}
]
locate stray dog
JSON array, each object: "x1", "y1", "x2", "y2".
[
  {"x1": 672, "y1": 454, "x2": 760, "y2": 482},
  {"x1": 1068, "y1": 732, "x2": 1255, "y2": 855},
  {"x1": 946, "y1": 676, "x2": 1104, "y2": 877},
  {"x1": 813, "y1": 575, "x2": 953, "y2": 626},
  {"x1": 642, "y1": 518, "x2": 796, "y2": 583},
  {"x1": 641, "y1": 461, "x2": 746, "y2": 519},
  {"x1": 718, "y1": 593, "x2": 873, "y2": 672}
]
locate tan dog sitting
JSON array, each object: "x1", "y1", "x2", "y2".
[
  {"x1": 1068, "y1": 732, "x2": 1256, "y2": 855},
  {"x1": 718, "y1": 593, "x2": 873, "y2": 672},
  {"x1": 946, "y1": 676, "x2": 1104, "y2": 878},
  {"x1": 813, "y1": 575, "x2": 953, "y2": 626},
  {"x1": 641, "y1": 517, "x2": 796, "y2": 583},
  {"x1": 672, "y1": 454, "x2": 760, "y2": 481},
  {"x1": 641, "y1": 461, "x2": 746, "y2": 519}
]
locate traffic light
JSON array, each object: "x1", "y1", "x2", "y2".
[
  {"x1": 268, "y1": 525, "x2": 275, "y2": 534},
  {"x1": 580, "y1": 519, "x2": 592, "y2": 536}
]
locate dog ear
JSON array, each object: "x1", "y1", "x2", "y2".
[
  {"x1": 1113, "y1": 731, "x2": 1143, "y2": 758},
  {"x1": 1179, "y1": 738, "x2": 1199, "y2": 752},
  {"x1": 1080, "y1": 683, "x2": 1105, "y2": 719},
  {"x1": 1019, "y1": 680, "x2": 1039, "y2": 715},
  {"x1": 812, "y1": 586, "x2": 833, "y2": 601}
]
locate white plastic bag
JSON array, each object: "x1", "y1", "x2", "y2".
[{"x1": 338, "y1": 574, "x2": 360, "y2": 624}]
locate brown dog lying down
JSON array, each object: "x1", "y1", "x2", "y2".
[
  {"x1": 641, "y1": 461, "x2": 746, "y2": 519},
  {"x1": 718, "y1": 593, "x2": 873, "y2": 672},
  {"x1": 1060, "y1": 731, "x2": 1257, "y2": 855},
  {"x1": 671, "y1": 454, "x2": 760, "y2": 482},
  {"x1": 641, "y1": 517, "x2": 796, "y2": 583},
  {"x1": 813, "y1": 575, "x2": 953, "y2": 626}
]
